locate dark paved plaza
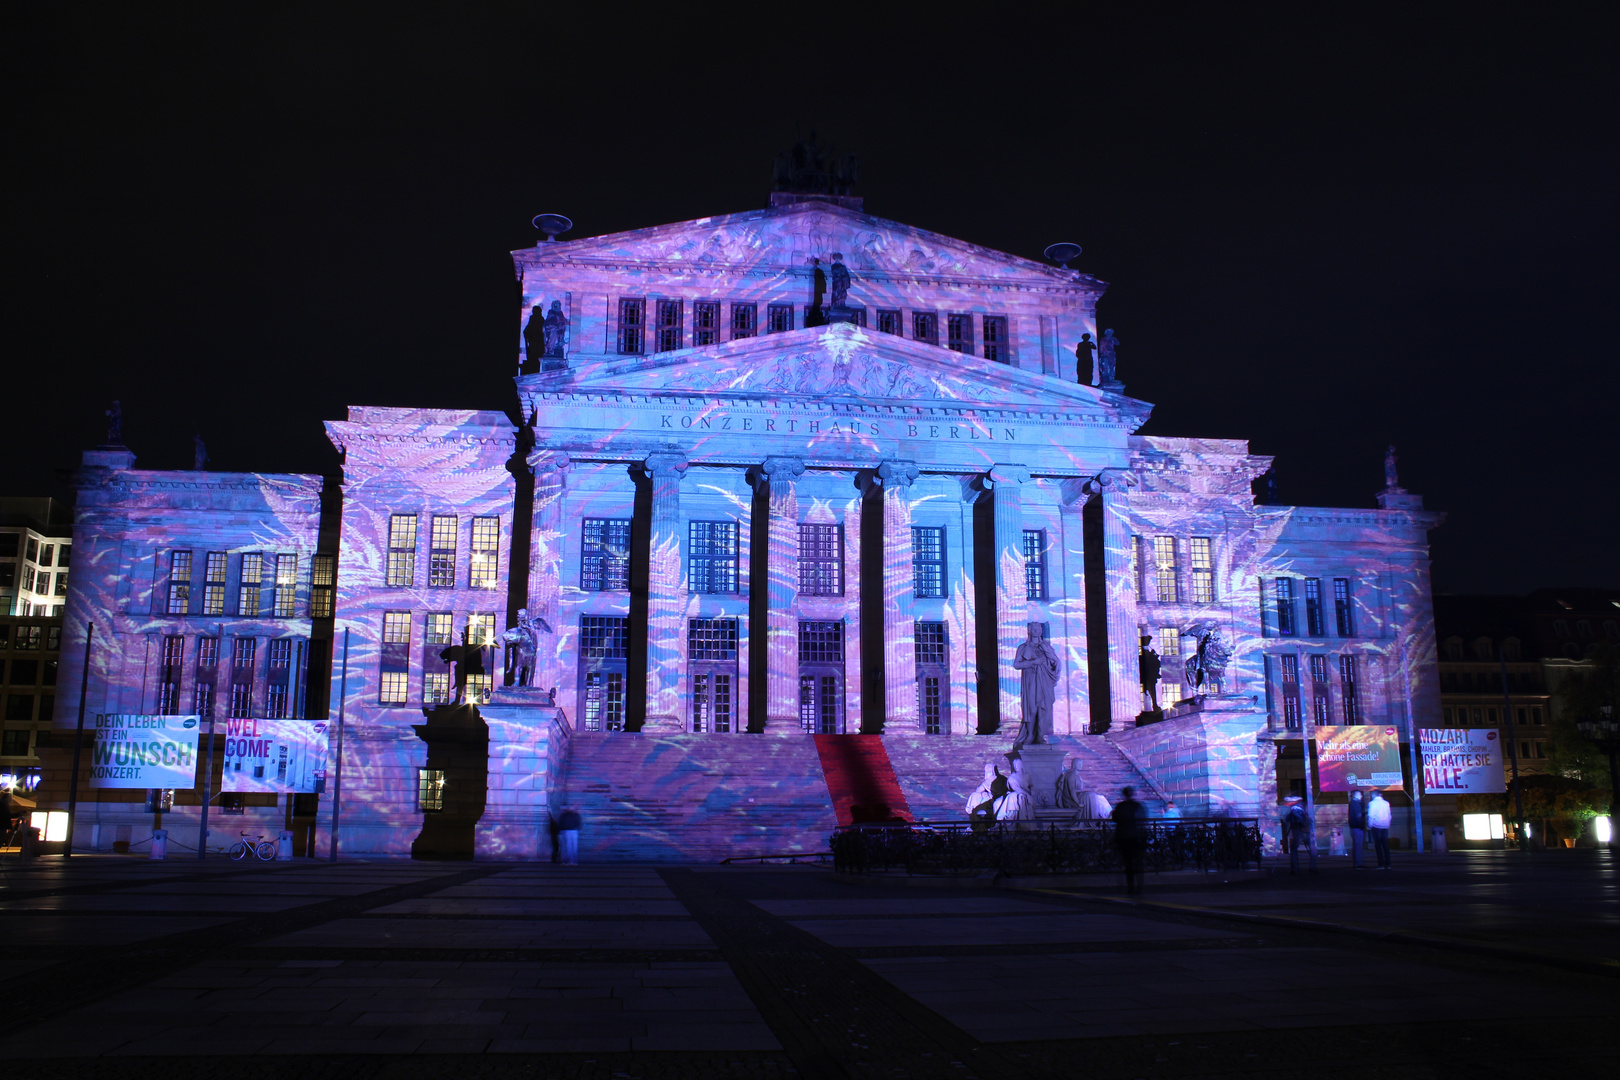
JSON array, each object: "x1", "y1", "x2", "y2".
[{"x1": 1, "y1": 849, "x2": 1615, "y2": 1078}]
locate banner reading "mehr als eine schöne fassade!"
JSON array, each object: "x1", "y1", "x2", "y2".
[
  {"x1": 90, "y1": 714, "x2": 201, "y2": 788},
  {"x1": 1314, "y1": 725, "x2": 1406, "y2": 791},
  {"x1": 1419, "y1": 728, "x2": 1506, "y2": 793}
]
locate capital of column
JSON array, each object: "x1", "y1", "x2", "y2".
[
  {"x1": 1085, "y1": 468, "x2": 1137, "y2": 496},
  {"x1": 986, "y1": 464, "x2": 1030, "y2": 488},
  {"x1": 642, "y1": 451, "x2": 689, "y2": 480},
  {"x1": 876, "y1": 460, "x2": 920, "y2": 488},
  {"x1": 526, "y1": 448, "x2": 571, "y2": 477},
  {"x1": 748, "y1": 455, "x2": 805, "y2": 493}
]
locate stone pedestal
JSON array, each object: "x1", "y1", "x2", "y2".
[
  {"x1": 1111, "y1": 693, "x2": 1267, "y2": 818},
  {"x1": 1011, "y1": 744, "x2": 1071, "y2": 813},
  {"x1": 411, "y1": 704, "x2": 489, "y2": 860},
  {"x1": 474, "y1": 690, "x2": 571, "y2": 860}
]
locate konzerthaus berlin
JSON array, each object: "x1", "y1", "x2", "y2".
[{"x1": 46, "y1": 188, "x2": 1444, "y2": 860}]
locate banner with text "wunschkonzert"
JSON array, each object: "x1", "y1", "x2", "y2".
[{"x1": 89, "y1": 714, "x2": 201, "y2": 788}]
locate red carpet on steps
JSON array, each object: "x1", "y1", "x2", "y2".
[{"x1": 813, "y1": 734, "x2": 913, "y2": 826}]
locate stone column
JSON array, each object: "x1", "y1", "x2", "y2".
[
  {"x1": 1093, "y1": 469, "x2": 1141, "y2": 727},
  {"x1": 526, "y1": 449, "x2": 570, "y2": 699},
  {"x1": 988, "y1": 464, "x2": 1030, "y2": 733},
  {"x1": 874, "y1": 461, "x2": 920, "y2": 731},
  {"x1": 642, "y1": 451, "x2": 688, "y2": 733},
  {"x1": 749, "y1": 456, "x2": 805, "y2": 732}
]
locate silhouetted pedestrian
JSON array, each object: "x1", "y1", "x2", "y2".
[
  {"x1": 1282, "y1": 796, "x2": 1318, "y2": 874},
  {"x1": 1347, "y1": 790, "x2": 1369, "y2": 869},
  {"x1": 1367, "y1": 791, "x2": 1393, "y2": 869},
  {"x1": 1112, "y1": 786, "x2": 1146, "y2": 894},
  {"x1": 558, "y1": 805, "x2": 582, "y2": 866},
  {"x1": 548, "y1": 811, "x2": 562, "y2": 864}
]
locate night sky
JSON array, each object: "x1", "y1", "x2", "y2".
[{"x1": 9, "y1": 8, "x2": 1616, "y2": 595}]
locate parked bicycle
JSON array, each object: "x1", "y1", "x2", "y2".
[{"x1": 228, "y1": 833, "x2": 278, "y2": 861}]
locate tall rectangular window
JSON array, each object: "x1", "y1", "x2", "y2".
[
  {"x1": 1189, "y1": 538, "x2": 1214, "y2": 603},
  {"x1": 273, "y1": 554, "x2": 298, "y2": 617},
  {"x1": 581, "y1": 519, "x2": 632, "y2": 591},
  {"x1": 383, "y1": 611, "x2": 412, "y2": 644},
  {"x1": 766, "y1": 303, "x2": 794, "y2": 333},
  {"x1": 693, "y1": 301, "x2": 720, "y2": 346},
  {"x1": 428, "y1": 515, "x2": 457, "y2": 588},
  {"x1": 1153, "y1": 536, "x2": 1178, "y2": 603},
  {"x1": 580, "y1": 615, "x2": 629, "y2": 732},
  {"x1": 423, "y1": 612, "x2": 453, "y2": 706},
  {"x1": 946, "y1": 314, "x2": 973, "y2": 354},
  {"x1": 465, "y1": 614, "x2": 496, "y2": 704},
  {"x1": 467, "y1": 614, "x2": 496, "y2": 647},
  {"x1": 617, "y1": 297, "x2": 645, "y2": 354},
  {"x1": 798, "y1": 524, "x2": 843, "y2": 596},
  {"x1": 1304, "y1": 578, "x2": 1325, "y2": 636},
  {"x1": 203, "y1": 552, "x2": 227, "y2": 616},
  {"x1": 798, "y1": 622, "x2": 844, "y2": 734},
  {"x1": 982, "y1": 316, "x2": 1009, "y2": 363},
  {"x1": 915, "y1": 620, "x2": 947, "y2": 666},
  {"x1": 1339, "y1": 655, "x2": 1360, "y2": 723},
  {"x1": 911, "y1": 526, "x2": 946, "y2": 599},
  {"x1": 158, "y1": 635, "x2": 184, "y2": 713},
  {"x1": 1158, "y1": 628, "x2": 1182, "y2": 707},
  {"x1": 876, "y1": 309, "x2": 902, "y2": 336},
  {"x1": 1309, "y1": 654, "x2": 1330, "y2": 723},
  {"x1": 425, "y1": 612, "x2": 454, "y2": 645},
  {"x1": 916, "y1": 620, "x2": 948, "y2": 735},
  {"x1": 238, "y1": 553, "x2": 263, "y2": 616},
  {"x1": 1334, "y1": 578, "x2": 1355, "y2": 637},
  {"x1": 730, "y1": 302, "x2": 757, "y2": 340},
  {"x1": 310, "y1": 554, "x2": 335, "y2": 618},
  {"x1": 1130, "y1": 535, "x2": 1143, "y2": 596},
  {"x1": 1022, "y1": 529, "x2": 1047, "y2": 601},
  {"x1": 690, "y1": 521, "x2": 738, "y2": 594},
  {"x1": 380, "y1": 611, "x2": 411, "y2": 706},
  {"x1": 655, "y1": 299, "x2": 683, "y2": 351},
  {"x1": 387, "y1": 515, "x2": 417, "y2": 587},
  {"x1": 469, "y1": 517, "x2": 500, "y2": 589},
  {"x1": 1278, "y1": 654, "x2": 1301, "y2": 730},
  {"x1": 417, "y1": 769, "x2": 445, "y2": 812},
  {"x1": 230, "y1": 638, "x2": 256, "y2": 719},
  {"x1": 689, "y1": 618, "x2": 738, "y2": 734},
  {"x1": 266, "y1": 639, "x2": 293, "y2": 718},
  {"x1": 379, "y1": 670, "x2": 409, "y2": 705},
  {"x1": 167, "y1": 551, "x2": 192, "y2": 615},
  {"x1": 913, "y1": 311, "x2": 938, "y2": 346},
  {"x1": 194, "y1": 636, "x2": 218, "y2": 718},
  {"x1": 1274, "y1": 578, "x2": 1297, "y2": 636}
]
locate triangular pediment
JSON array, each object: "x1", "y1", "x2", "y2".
[
  {"x1": 520, "y1": 324, "x2": 1151, "y2": 423},
  {"x1": 516, "y1": 201, "x2": 1103, "y2": 289}
]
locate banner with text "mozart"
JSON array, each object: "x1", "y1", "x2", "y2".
[
  {"x1": 1419, "y1": 728, "x2": 1506, "y2": 794},
  {"x1": 90, "y1": 714, "x2": 202, "y2": 788},
  {"x1": 1314, "y1": 726, "x2": 1405, "y2": 791}
]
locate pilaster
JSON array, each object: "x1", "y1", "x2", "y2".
[
  {"x1": 642, "y1": 451, "x2": 688, "y2": 732},
  {"x1": 1093, "y1": 469, "x2": 1141, "y2": 727},
  {"x1": 873, "y1": 461, "x2": 920, "y2": 731},
  {"x1": 749, "y1": 456, "x2": 805, "y2": 732},
  {"x1": 525, "y1": 449, "x2": 570, "y2": 702},
  {"x1": 988, "y1": 464, "x2": 1030, "y2": 733}
]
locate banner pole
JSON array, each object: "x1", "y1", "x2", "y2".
[
  {"x1": 197, "y1": 624, "x2": 222, "y2": 860},
  {"x1": 1297, "y1": 648, "x2": 1316, "y2": 854},
  {"x1": 64, "y1": 622, "x2": 94, "y2": 858},
  {"x1": 328, "y1": 627, "x2": 350, "y2": 863},
  {"x1": 1400, "y1": 641, "x2": 1425, "y2": 852},
  {"x1": 1498, "y1": 645, "x2": 1528, "y2": 849}
]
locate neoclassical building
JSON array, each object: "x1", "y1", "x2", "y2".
[{"x1": 46, "y1": 191, "x2": 1444, "y2": 859}]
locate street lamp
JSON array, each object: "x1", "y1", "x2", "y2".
[{"x1": 1575, "y1": 703, "x2": 1618, "y2": 849}]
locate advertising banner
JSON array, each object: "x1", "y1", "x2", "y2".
[
  {"x1": 1314, "y1": 725, "x2": 1405, "y2": 791},
  {"x1": 219, "y1": 718, "x2": 330, "y2": 793},
  {"x1": 1419, "y1": 728, "x2": 1506, "y2": 793},
  {"x1": 89, "y1": 714, "x2": 202, "y2": 788}
]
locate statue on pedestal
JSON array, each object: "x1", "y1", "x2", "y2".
[
  {"x1": 829, "y1": 252, "x2": 852, "y2": 308},
  {"x1": 501, "y1": 608, "x2": 540, "y2": 688},
  {"x1": 104, "y1": 400, "x2": 123, "y2": 445},
  {"x1": 1383, "y1": 445, "x2": 1402, "y2": 491},
  {"x1": 1183, "y1": 626, "x2": 1231, "y2": 696},
  {"x1": 1011, "y1": 623, "x2": 1060, "y2": 748},
  {"x1": 1075, "y1": 334, "x2": 1096, "y2": 385},
  {"x1": 542, "y1": 300, "x2": 569, "y2": 358},
  {"x1": 966, "y1": 762, "x2": 1007, "y2": 822},
  {"x1": 1055, "y1": 754, "x2": 1084, "y2": 809},
  {"x1": 522, "y1": 304, "x2": 546, "y2": 370},
  {"x1": 1098, "y1": 328, "x2": 1120, "y2": 386},
  {"x1": 1138, "y1": 634, "x2": 1162, "y2": 713},
  {"x1": 997, "y1": 758, "x2": 1033, "y2": 821}
]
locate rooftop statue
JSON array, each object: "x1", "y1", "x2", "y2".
[
  {"x1": 193, "y1": 433, "x2": 208, "y2": 471},
  {"x1": 1075, "y1": 334, "x2": 1096, "y2": 385},
  {"x1": 522, "y1": 304, "x2": 546, "y2": 371},
  {"x1": 1098, "y1": 328, "x2": 1121, "y2": 388},
  {"x1": 1384, "y1": 444, "x2": 1402, "y2": 490},
  {"x1": 104, "y1": 400, "x2": 123, "y2": 445},
  {"x1": 805, "y1": 257, "x2": 828, "y2": 328},
  {"x1": 773, "y1": 133, "x2": 859, "y2": 195},
  {"x1": 542, "y1": 300, "x2": 569, "y2": 360},
  {"x1": 1011, "y1": 622, "x2": 1060, "y2": 748},
  {"x1": 829, "y1": 252, "x2": 853, "y2": 308}
]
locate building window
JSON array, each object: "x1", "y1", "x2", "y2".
[
  {"x1": 689, "y1": 617, "x2": 738, "y2": 662},
  {"x1": 689, "y1": 618, "x2": 738, "y2": 734},
  {"x1": 655, "y1": 299, "x2": 683, "y2": 351},
  {"x1": 946, "y1": 314, "x2": 973, "y2": 354},
  {"x1": 266, "y1": 639, "x2": 293, "y2": 718},
  {"x1": 428, "y1": 515, "x2": 457, "y2": 588},
  {"x1": 1189, "y1": 538, "x2": 1214, "y2": 603},
  {"x1": 467, "y1": 614, "x2": 496, "y2": 647},
  {"x1": 915, "y1": 621, "x2": 947, "y2": 666},
  {"x1": 1339, "y1": 655, "x2": 1360, "y2": 723},
  {"x1": 417, "y1": 768, "x2": 446, "y2": 812},
  {"x1": 580, "y1": 615, "x2": 629, "y2": 660},
  {"x1": 383, "y1": 611, "x2": 412, "y2": 644},
  {"x1": 426, "y1": 612, "x2": 453, "y2": 645},
  {"x1": 194, "y1": 636, "x2": 218, "y2": 718},
  {"x1": 158, "y1": 635, "x2": 184, "y2": 713},
  {"x1": 1, "y1": 730, "x2": 30, "y2": 756},
  {"x1": 580, "y1": 615, "x2": 629, "y2": 733},
  {"x1": 1333, "y1": 578, "x2": 1354, "y2": 636},
  {"x1": 1308, "y1": 654, "x2": 1330, "y2": 723},
  {"x1": 1274, "y1": 578, "x2": 1297, "y2": 636},
  {"x1": 1152, "y1": 537, "x2": 1178, "y2": 603},
  {"x1": 916, "y1": 620, "x2": 948, "y2": 735},
  {"x1": 799, "y1": 620, "x2": 844, "y2": 664},
  {"x1": 913, "y1": 312, "x2": 938, "y2": 346},
  {"x1": 876, "y1": 309, "x2": 902, "y2": 336},
  {"x1": 1553, "y1": 619, "x2": 1569, "y2": 638},
  {"x1": 691, "y1": 671, "x2": 734, "y2": 734},
  {"x1": 273, "y1": 554, "x2": 298, "y2": 617},
  {"x1": 730, "y1": 302, "x2": 757, "y2": 340},
  {"x1": 469, "y1": 517, "x2": 500, "y2": 589},
  {"x1": 167, "y1": 551, "x2": 192, "y2": 615},
  {"x1": 387, "y1": 515, "x2": 417, "y2": 588},
  {"x1": 581, "y1": 519, "x2": 632, "y2": 591},
  {"x1": 693, "y1": 301, "x2": 720, "y2": 346},
  {"x1": 379, "y1": 671, "x2": 409, "y2": 706},
  {"x1": 54, "y1": 575, "x2": 67, "y2": 597},
  {"x1": 203, "y1": 552, "x2": 227, "y2": 616},
  {"x1": 424, "y1": 612, "x2": 454, "y2": 705},
  {"x1": 229, "y1": 638, "x2": 256, "y2": 719},
  {"x1": 424, "y1": 671, "x2": 450, "y2": 706},
  {"x1": 798, "y1": 524, "x2": 843, "y2": 596},
  {"x1": 1278, "y1": 654, "x2": 1301, "y2": 730},
  {"x1": 238, "y1": 553, "x2": 263, "y2": 616},
  {"x1": 1158, "y1": 628, "x2": 1183, "y2": 708},
  {"x1": 690, "y1": 521, "x2": 738, "y2": 594},
  {"x1": 618, "y1": 297, "x2": 646, "y2": 354},
  {"x1": 14, "y1": 626, "x2": 39, "y2": 650},
  {"x1": 799, "y1": 621, "x2": 844, "y2": 734},
  {"x1": 766, "y1": 303, "x2": 794, "y2": 334},
  {"x1": 1023, "y1": 529, "x2": 1048, "y2": 601},
  {"x1": 912, "y1": 527, "x2": 946, "y2": 599},
  {"x1": 310, "y1": 554, "x2": 335, "y2": 618},
  {"x1": 1301, "y1": 578, "x2": 1324, "y2": 637},
  {"x1": 982, "y1": 316, "x2": 1009, "y2": 363}
]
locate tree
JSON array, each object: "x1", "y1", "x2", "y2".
[{"x1": 1547, "y1": 642, "x2": 1619, "y2": 781}]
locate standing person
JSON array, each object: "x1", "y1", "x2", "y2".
[
  {"x1": 1162, "y1": 800, "x2": 1182, "y2": 820},
  {"x1": 558, "y1": 805, "x2": 582, "y2": 866},
  {"x1": 1282, "y1": 796, "x2": 1318, "y2": 875},
  {"x1": 547, "y1": 810, "x2": 562, "y2": 865},
  {"x1": 1347, "y1": 790, "x2": 1369, "y2": 870},
  {"x1": 1367, "y1": 791, "x2": 1393, "y2": 869},
  {"x1": 1111, "y1": 786, "x2": 1147, "y2": 895}
]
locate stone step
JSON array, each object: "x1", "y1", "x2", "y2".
[{"x1": 812, "y1": 734, "x2": 912, "y2": 825}]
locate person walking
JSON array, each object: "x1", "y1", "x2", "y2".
[
  {"x1": 547, "y1": 811, "x2": 562, "y2": 864},
  {"x1": 1367, "y1": 791, "x2": 1393, "y2": 869},
  {"x1": 1347, "y1": 790, "x2": 1369, "y2": 869},
  {"x1": 1282, "y1": 796, "x2": 1318, "y2": 875},
  {"x1": 558, "y1": 805, "x2": 582, "y2": 866},
  {"x1": 1111, "y1": 786, "x2": 1147, "y2": 895}
]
